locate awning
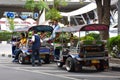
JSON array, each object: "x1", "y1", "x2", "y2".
[
  {"x1": 60, "y1": 0, "x2": 118, "y2": 17},
  {"x1": 60, "y1": 2, "x2": 97, "y2": 17}
]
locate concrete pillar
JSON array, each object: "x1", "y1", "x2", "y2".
[{"x1": 118, "y1": 0, "x2": 120, "y2": 34}]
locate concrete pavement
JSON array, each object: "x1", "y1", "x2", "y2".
[{"x1": 0, "y1": 43, "x2": 12, "y2": 57}]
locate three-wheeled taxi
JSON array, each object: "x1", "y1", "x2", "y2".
[
  {"x1": 13, "y1": 25, "x2": 54, "y2": 64},
  {"x1": 55, "y1": 24, "x2": 109, "y2": 72}
]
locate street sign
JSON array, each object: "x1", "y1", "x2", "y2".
[
  {"x1": 20, "y1": 15, "x2": 28, "y2": 19},
  {"x1": 34, "y1": 13, "x2": 38, "y2": 19},
  {"x1": 6, "y1": 12, "x2": 15, "y2": 18}
]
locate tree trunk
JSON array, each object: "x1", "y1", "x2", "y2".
[
  {"x1": 95, "y1": 0, "x2": 103, "y2": 23},
  {"x1": 95, "y1": 0, "x2": 111, "y2": 40},
  {"x1": 36, "y1": 9, "x2": 44, "y2": 25},
  {"x1": 36, "y1": 0, "x2": 45, "y2": 25}
]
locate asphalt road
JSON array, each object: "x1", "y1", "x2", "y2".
[
  {"x1": 0, "y1": 57, "x2": 120, "y2": 80},
  {"x1": 0, "y1": 44, "x2": 120, "y2": 80}
]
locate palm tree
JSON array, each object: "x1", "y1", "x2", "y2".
[
  {"x1": 53, "y1": 0, "x2": 67, "y2": 9},
  {"x1": 25, "y1": 0, "x2": 49, "y2": 25},
  {"x1": 46, "y1": 0, "x2": 67, "y2": 21}
]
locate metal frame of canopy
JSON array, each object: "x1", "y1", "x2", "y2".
[
  {"x1": 55, "y1": 24, "x2": 109, "y2": 32},
  {"x1": 28, "y1": 25, "x2": 53, "y2": 32},
  {"x1": 55, "y1": 24, "x2": 109, "y2": 46},
  {"x1": 54, "y1": 24, "x2": 109, "y2": 58},
  {"x1": 13, "y1": 25, "x2": 53, "y2": 32}
]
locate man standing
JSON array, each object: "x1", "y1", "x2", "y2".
[
  {"x1": 50, "y1": 20, "x2": 60, "y2": 39},
  {"x1": 31, "y1": 30, "x2": 41, "y2": 66}
]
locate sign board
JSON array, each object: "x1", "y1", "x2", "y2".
[{"x1": 6, "y1": 12, "x2": 15, "y2": 18}]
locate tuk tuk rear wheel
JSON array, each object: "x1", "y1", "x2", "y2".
[{"x1": 18, "y1": 52, "x2": 25, "y2": 64}]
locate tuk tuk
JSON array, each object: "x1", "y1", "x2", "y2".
[
  {"x1": 13, "y1": 25, "x2": 54, "y2": 64},
  {"x1": 55, "y1": 24, "x2": 109, "y2": 72}
]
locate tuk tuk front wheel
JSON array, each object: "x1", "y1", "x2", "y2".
[
  {"x1": 44, "y1": 54, "x2": 50, "y2": 64},
  {"x1": 65, "y1": 57, "x2": 75, "y2": 72},
  {"x1": 56, "y1": 62, "x2": 64, "y2": 67}
]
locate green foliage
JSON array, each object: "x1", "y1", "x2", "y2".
[
  {"x1": 86, "y1": 33, "x2": 100, "y2": 40},
  {"x1": 0, "y1": 31, "x2": 12, "y2": 41},
  {"x1": 80, "y1": 33, "x2": 100, "y2": 41},
  {"x1": 80, "y1": 33, "x2": 103, "y2": 45},
  {"x1": 36, "y1": 0, "x2": 49, "y2": 10},
  {"x1": 85, "y1": 36, "x2": 95, "y2": 41},
  {"x1": 46, "y1": 8, "x2": 62, "y2": 21},
  {"x1": 80, "y1": 36, "x2": 95, "y2": 41},
  {"x1": 25, "y1": 0, "x2": 35, "y2": 11},
  {"x1": 107, "y1": 37, "x2": 117, "y2": 51},
  {"x1": 53, "y1": 0, "x2": 67, "y2": 8},
  {"x1": 54, "y1": 32, "x2": 79, "y2": 43},
  {"x1": 107, "y1": 35, "x2": 120, "y2": 57},
  {"x1": 107, "y1": 36, "x2": 120, "y2": 51},
  {"x1": 82, "y1": 40, "x2": 94, "y2": 45},
  {"x1": 25, "y1": 0, "x2": 49, "y2": 12},
  {"x1": 46, "y1": 0, "x2": 67, "y2": 21}
]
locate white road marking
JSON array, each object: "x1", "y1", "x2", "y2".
[{"x1": 0, "y1": 64, "x2": 87, "y2": 80}]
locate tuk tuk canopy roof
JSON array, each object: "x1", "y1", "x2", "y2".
[
  {"x1": 14, "y1": 25, "x2": 53, "y2": 32},
  {"x1": 55, "y1": 24, "x2": 109, "y2": 32},
  {"x1": 28, "y1": 25, "x2": 53, "y2": 32},
  {"x1": 13, "y1": 27, "x2": 30, "y2": 32}
]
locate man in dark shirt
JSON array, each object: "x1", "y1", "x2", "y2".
[{"x1": 31, "y1": 30, "x2": 41, "y2": 66}]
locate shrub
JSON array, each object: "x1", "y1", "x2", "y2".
[
  {"x1": 0, "y1": 31, "x2": 12, "y2": 41},
  {"x1": 107, "y1": 35, "x2": 120, "y2": 58}
]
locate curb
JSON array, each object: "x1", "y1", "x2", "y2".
[
  {"x1": 1, "y1": 53, "x2": 12, "y2": 58},
  {"x1": 109, "y1": 58, "x2": 120, "y2": 64}
]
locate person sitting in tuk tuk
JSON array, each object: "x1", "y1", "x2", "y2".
[{"x1": 12, "y1": 33, "x2": 27, "y2": 62}]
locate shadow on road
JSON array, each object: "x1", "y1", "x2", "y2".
[
  {"x1": 59, "y1": 66, "x2": 103, "y2": 73},
  {"x1": 111, "y1": 67, "x2": 120, "y2": 72}
]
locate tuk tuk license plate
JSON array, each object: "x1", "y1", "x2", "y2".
[
  {"x1": 91, "y1": 60, "x2": 99, "y2": 64},
  {"x1": 40, "y1": 55, "x2": 45, "y2": 58}
]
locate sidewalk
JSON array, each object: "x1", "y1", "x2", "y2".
[
  {"x1": 0, "y1": 43, "x2": 12, "y2": 57},
  {"x1": 109, "y1": 58, "x2": 120, "y2": 69},
  {"x1": 110, "y1": 57, "x2": 120, "y2": 64}
]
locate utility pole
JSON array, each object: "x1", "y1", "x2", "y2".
[{"x1": 118, "y1": 0, "x2": 120, "y2": 34}]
